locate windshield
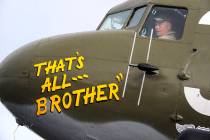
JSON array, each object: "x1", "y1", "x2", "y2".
[
  {"x1": 127, "y1": 6, "x2": 146, "y2": 28},
  {"x1": 99, "y1": 10, "x2": 132, "y2": 30}
]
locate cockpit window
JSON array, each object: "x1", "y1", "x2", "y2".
[
  {"x1": 140, "y1": 6, "x2": 188, "y2": 40},
  {"x1": 127, "y1": 6, "x2": 146, "y2": 28},
  {"x1": 99, "y1": 10, "x2": 132, "y2": 30}
]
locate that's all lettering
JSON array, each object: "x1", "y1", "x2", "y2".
[{"x1": 33, "y1": 52, "x2": 121, "y2": 116}]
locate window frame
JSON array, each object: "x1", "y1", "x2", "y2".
[
  {"x1": 137, "y1": 4, "x2": 189, "y2": 42},
  {"x1": 125, "y1": 5, "x2": 147, "y2": 29}
]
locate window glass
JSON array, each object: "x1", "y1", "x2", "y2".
[
  {"x1": 99, "y1": 10, "x2": 132, "y2": 30},
  {"x1": 140, "y1": 6, "x2": 188, "y2": 40},
  {"x1": 127, "y1": 7, "x2": 146, "y2": 28}
]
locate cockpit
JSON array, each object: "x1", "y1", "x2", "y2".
[{"x1": 98, "y1": 2, "x2": 188, "y2": 41}]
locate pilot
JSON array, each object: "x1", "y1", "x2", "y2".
[
  {"x1": 154, "y1": 13, "x2": 176, "y2": 40},
  {"x1": 111, "y1": 16, "x2": 124, "y2": 29},
  {"x1": 153, "y1": 9, "x2": 187, "y2": 40}
]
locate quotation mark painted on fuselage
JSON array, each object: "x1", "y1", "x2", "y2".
[
  {"x1": 72, "y1": 74, "x2": 89, "y2": 81},
  {"x1": 116, "y1": 73, "x2": 123, "y2": 83}
]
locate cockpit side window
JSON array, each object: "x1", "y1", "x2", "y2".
[
  {"x1": 140, "y1": 6, "x2": 188, "y2": 40},
  {"x1": 99, "y1": 10, "x2": 132, "y2": 31},
  {"x1": 127, "y1": 6, "x2": 146, "y2": 28}
]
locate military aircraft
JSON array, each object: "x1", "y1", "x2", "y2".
[{"x1": 0, "y1": 0, "x2": 210, "y2": 139}]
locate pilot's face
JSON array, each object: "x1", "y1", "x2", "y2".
[{"x1": 155, "y1": 20, "x2": 172, "y2": 37}]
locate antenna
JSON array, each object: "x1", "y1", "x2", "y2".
[
  {"x1": 122, "y1": 32, "x2": 137, "y2": 98},
  {"x1": 137, "y1": 29, "x2": 154, "y2": 106}
]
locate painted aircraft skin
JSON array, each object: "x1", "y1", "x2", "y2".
[{"x1": 0, "y1": 0, "x2": 210, "y2": 139}]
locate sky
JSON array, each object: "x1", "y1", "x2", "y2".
[
  {"x1": 0, "y1": 1, "x2": 209, "y2": 140},
  {"x1": 0, "y1": 0, "x2": 126, "y2": 139}
]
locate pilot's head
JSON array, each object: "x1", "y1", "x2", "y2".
[
  {"x1": 154, "y1": 11, "x2": 175, "y2": 39},
  {"x1": 153, "y1": 9, "x2": 187, "y2": 40},
  {"x1": 111, "y1": 15, "x2": 124, "y2": 29},
  {"x1": 154, "y1": 17, "x2": 173, "y2": 38}
]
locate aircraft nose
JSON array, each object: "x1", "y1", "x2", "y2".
[{"x1": 0, "y1": 41, "x2": 40, "y2": 104}]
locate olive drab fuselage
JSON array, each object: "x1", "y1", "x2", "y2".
[{"x1": 0, "y1": 0, "x2": 210, "y2": 139}]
